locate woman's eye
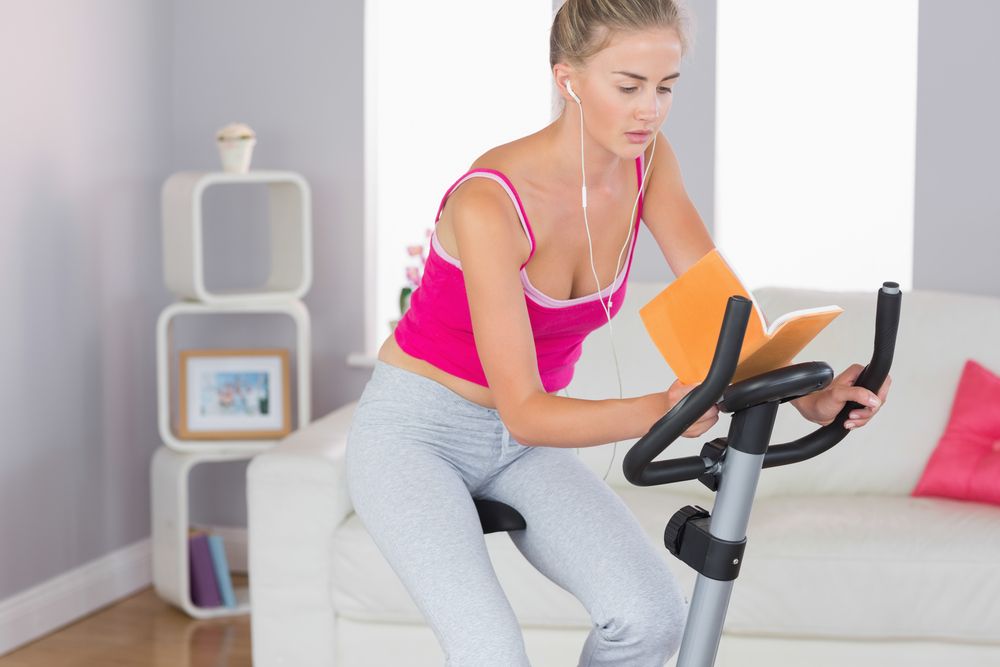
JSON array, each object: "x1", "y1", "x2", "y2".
[{"x1": 619, "y1": 86, "x2": 672, "y2": 94}]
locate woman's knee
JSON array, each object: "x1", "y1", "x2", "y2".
[{"x1": 596, "y1": 585, "x2": 688, "y2": 660}]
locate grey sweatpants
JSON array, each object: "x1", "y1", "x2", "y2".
[{"x1": 345, "y1": 361, "x2": 688, "y2": 667}]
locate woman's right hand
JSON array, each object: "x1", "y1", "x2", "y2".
[{"x1": 664, "y1": 378, "x2": 720, "y2": 438}]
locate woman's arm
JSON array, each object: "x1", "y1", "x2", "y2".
[
  {"x1": 450, "y1": 179, "x2": 674, "y2": 448},
  {"x1": 640, "y1": 132, "x2": 717, "y2": 278}
]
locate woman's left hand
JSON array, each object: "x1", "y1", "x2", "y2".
[{"x1": 793, "y1": 363, "x2": 892, "y2": 430}]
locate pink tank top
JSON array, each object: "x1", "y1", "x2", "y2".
[{"x1": 393, "y1": 156, "x2": 645, "y2": 393}]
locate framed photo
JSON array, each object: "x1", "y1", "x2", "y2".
[{"x1": 177, "y1": 348, "x2": 291, "y2": 440}]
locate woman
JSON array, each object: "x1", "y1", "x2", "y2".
[{"x1": 346, "y1": 1, "x2": 892, "y2": 665}]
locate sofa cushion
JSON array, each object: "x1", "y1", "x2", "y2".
[
  {"x1": 727, "y1": 494, "x2": 1000, "y2": 643},
  {"x1": 913, "y1": 359, "x2": 1000, "y2": 505},
  {"x1": 330, "y1": 485, "x2": 1000, "y2": 643}
]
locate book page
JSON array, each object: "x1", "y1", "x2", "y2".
[
  {"x1": 732, "y1": 308, "x2": 843, "y2": 383},
  {"x1": 766, "y1": 305, "x2": 844, "y2": 336},
  {"x1": 640, "y1": 248, "x2": 766, "y2": 384}
]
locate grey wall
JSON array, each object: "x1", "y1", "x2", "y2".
[
  {"x1": 631, "y1": 0, "x2": 717, "y2": 281},
  {"x1": 0, "y1": 0, "x2": 368, "y2": 601},
  {"x1": 1, "y1": 0, "x2": 997, "y2": 610},
  {"x1": 0, "y1": 1, "x2": 173, "y2": 599},
  {"x1": 169, "y1": 0, "x2": 366, "y2": 527},
  {"x1": 913, "y1": 0, "x2": 1000, "y2": 297}
]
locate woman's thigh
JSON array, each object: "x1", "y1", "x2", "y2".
[
  {"x1": 477, "y1": 444, "x2": 688, "y2": 629},
  {"x1": 344, "y1": 363, "x2": 530, "y2": 665}
]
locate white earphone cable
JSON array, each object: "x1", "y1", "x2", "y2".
[{"x1": 573, "y1": 92, "x2": 658, "y2": 481}]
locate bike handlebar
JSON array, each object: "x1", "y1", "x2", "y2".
[
  {"x1": 762, "y1": 282, "x2": 900, "y2": 468},
  {"x1": 623, "y1": 295, "x2": 752, "y2": 486},
  {"x1": 623, "y1": 282, "x2": 902, "y2": 487}
]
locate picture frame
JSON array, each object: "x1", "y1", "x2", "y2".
[{"x1": 177, "y1": 348, "x2": 291, "y2": 440}]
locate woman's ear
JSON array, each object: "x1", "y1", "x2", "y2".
[{"x1": 552, "y1": 63, "x2": 574, "y2": 98}]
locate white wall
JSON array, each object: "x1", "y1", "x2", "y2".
[{"x1": 714, "y1": 0, "x2": 918, "y2": 293}]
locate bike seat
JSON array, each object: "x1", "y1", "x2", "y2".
[
  {"x1": 718, "y1": 361, "x2": 833, "y2": 414},
  {"x1": 473, "y1": 498, "x2": 526, "y2": 534}
]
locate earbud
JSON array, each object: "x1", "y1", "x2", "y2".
[{"x1": 566, "y1": 80, "x2": 581, "y2": 105}]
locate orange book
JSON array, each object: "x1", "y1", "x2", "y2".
[{"x1": 639, "y1": 248, "x2": 843, "y2": 385}]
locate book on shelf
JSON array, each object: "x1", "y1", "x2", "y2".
[
  {"x1": 188, "y1": 532, "x2": 222, "y2": 608},
  {"x1": 639, "y1": 248, "x2": 844, "y2": 385},
  {"x1": 207, "y1": 533, "x2": 237, "y2": 608}
]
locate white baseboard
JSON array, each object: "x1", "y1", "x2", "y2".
[
  {"x1": 0, "y1": 538, "x2": 152, "y2": 657},
  {"x1": 0, "y1": 526, "x2": 248, "y2": 657}
]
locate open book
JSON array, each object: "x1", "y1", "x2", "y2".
[{"x1": 639, "y1": 248, "x2": 843, "y2": 385}]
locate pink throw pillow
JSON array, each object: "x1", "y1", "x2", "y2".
[{"x1": 912, "y1": 359, "x2": 1000, "y2": 505}]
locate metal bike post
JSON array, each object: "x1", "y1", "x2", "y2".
[{"x1": 677, "y1": 401, "x2": 778, "y2": 667}]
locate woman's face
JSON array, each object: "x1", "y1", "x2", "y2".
[{"x1": 564, "y1": 26, "x2": 683, "y2": 159}]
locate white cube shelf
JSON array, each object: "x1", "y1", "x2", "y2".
[
  {"x1": 156, "y1": 300, "x2": 312, "y2": 454},
  {"x1": 151, "y1": 446, "x2": 254, "y2": 619},
  {"x1": 162, "y1": 170, "x2": 312, "y2": 304}
]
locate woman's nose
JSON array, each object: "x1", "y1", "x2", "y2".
[{"x1": 637, "y1": 94, "x2": 661, "y2": 121}]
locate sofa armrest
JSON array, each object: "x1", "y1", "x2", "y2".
[{"x1": 247, "y1": 400, "x2": 358, "y2": 667}]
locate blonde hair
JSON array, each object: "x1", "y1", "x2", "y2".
[{"x1": 549, "y1": 0, "x2": 694, "y2": 69}]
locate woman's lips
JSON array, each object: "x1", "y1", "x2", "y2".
[{"x1": 625, "y1": 131, "x2": 651, "y2": 144}]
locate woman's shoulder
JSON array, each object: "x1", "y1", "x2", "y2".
[
  {"x1": 447, "y1": 138, "x2": 540, "y2": 215},
  {"x1": 441, "y1": 142, "x2": 523, "y2": 224},
  {"x1": 436, "y1": 140, "x2": 535, "y2": 265}
]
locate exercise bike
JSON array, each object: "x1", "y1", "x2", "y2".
[{"x1": 473, "y1": 281, "x2": 901, "y2": 667}]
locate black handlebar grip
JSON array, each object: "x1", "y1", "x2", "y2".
[
  {"x1": 623, "y1": 295, "x2": 752, "y2": 486},
  {"x1": 763, "y1": 282, "x2": 902, "y2": 469},
  {"x1": 854, "y1": 282, "x2": 901, "y2": 397}
]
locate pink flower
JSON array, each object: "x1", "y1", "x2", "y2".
[
  {"x1": 405, "y1": 266, "x2": 421, "y2": 286},
  {"x1": 406, "y1": 245, "x2": 426, "y2": 266},
  {"x1": 402, "y1": 229, "x2": 433, "y2": 291}
]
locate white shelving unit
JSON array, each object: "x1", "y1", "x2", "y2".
[
  {"x1": 161, "y1": 170, "x2": 312, "y2": 304},
  {"x1": 152, "y1": 169, "x2": 313, "y2": 619},
  {"x1": 156, "y1": 300, "x2": 311, "y2": 454},
  {"x1": 151, "y1": 447, "x2": 256, "y2": 617}
]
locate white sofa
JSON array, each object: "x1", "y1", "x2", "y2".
[{"x1": 247, "y1": 283, "x2": 1000, "y2": 667}]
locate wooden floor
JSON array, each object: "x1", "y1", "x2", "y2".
[{"x1": 0, "y1": 577, "x2": 251, "y2": 666}]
